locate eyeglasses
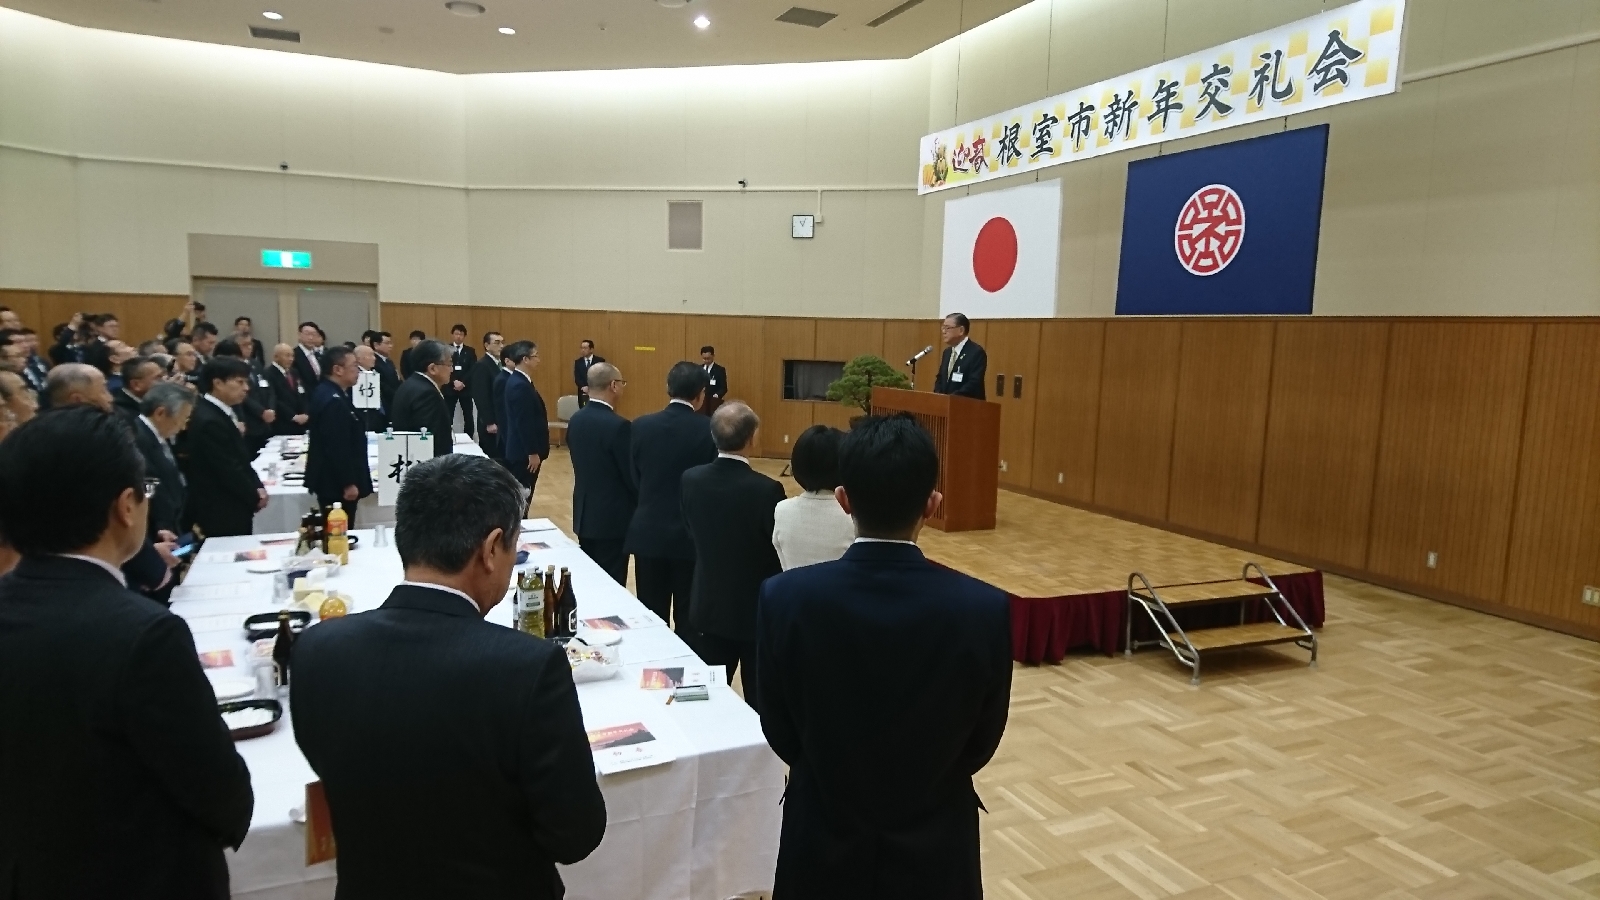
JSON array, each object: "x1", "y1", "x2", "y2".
[
  {"x1": 939, "y1": 324, "x2": 961, "y2": 332},
  {"x1": 143, "y1": 477, "x2": 160, "y2": 499}
]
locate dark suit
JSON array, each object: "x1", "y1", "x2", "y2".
[
  {"x1": 263, "y1": 363, "x2": 306, "y2": 435},
  {"x1": 398, "y1": 345, "x2": 416, "y2": 380},
  {"x1": 237, "y1": 362, "x2": 274, "y2": 455},
  {"x1": 445, "y1": 343, "x2": 477, "y2": 435},
  {"x1": 131, "y1": 415, "x2": 187, "y2": 537},
  {"x1": 306, "y1": 380, "x2": 373, "y2": 525},
  {"x1": 292, "y1": 345, "x2": 324, "y2": 390},
  {"x1": 374, "y1": 354, "x2": 401, "y2": 420},
  {"x1": 113, "y1": 387, "x2": 143, "y2": 419},
  {"x1": 700, "y1": 362, "x2": 729, "y2": 416},
  {"x1": 469, "y1": 354, "x2": 503, "y2": 460},
  {"x1": 177, "y1": 397, "x2": 263, "y2": 537},
  {"x1": 490, "y1": 368, "x2": 511, "y2": 470},
  {"x1": 500, "y1": 370, "x2": 549, "y2": 494},
  {"x1": 291, "y1": 584, "x2": 605, "y2": 900},
  {"x1": 933, "y1": 339, "x2": 988, "y2": 400},
  {"x1": 680, "y1": 457, "x2": 785, "y2": 711},
  {"x1": 566, "y1": 399, "x2": 635, "y2": 584},
  {"x1": 390, "y1": 373, "x2": 452, "y2": 459},
  {"x1": 757, "y1": 542, "x2": 1011, "y2": 899},
  {"x1": 0, "y1": 556, "x2": 254, "y2": 900},
  {"x1": 626, "y1": 402, "x2": 716, "y2": 633},
  {"x1": 573, "y1": 354, "x2": 605, "y2": 407}
]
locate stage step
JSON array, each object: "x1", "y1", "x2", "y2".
[
  {"x1": 1133, "y1": 578, "x2": 1276, "y2": 607},
  {"x1": 1126, "y1": 562, "x2": 1318, "y2": 685},
  {"x1": 1167, "y1": 622, "x2": 1307, "y2": 652}
]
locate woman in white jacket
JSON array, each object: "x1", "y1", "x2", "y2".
[{"x1": 771, "y1": 425, "x2": 856, "y2": 570}]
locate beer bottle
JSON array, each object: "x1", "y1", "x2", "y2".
[
  {"x1": 272, "y1": 610, "x2": 294, "y2": 687},
  {"x1": 520, "y1": 568, "x2": 546, "y2": 638},
  {"x1": 553, "y1": 567, "x2": 577, "y2": 639},
  {"x1": 542, "y1": 565, "x2": 558, "y2": 638}
]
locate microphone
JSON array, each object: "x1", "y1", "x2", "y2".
[{"x1": 906, "y1": 345, "x2": 934, "y2": 366}]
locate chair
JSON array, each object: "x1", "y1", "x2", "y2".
[{"x1": 548, "y1": 394, "x2": 580, "y2": 448}]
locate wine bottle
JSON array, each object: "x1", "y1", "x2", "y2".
[
  {"x1": 553, "y1": 567, "x2": 577, "y2": 639},
  {"x1": 272, "y1": 610, "x2": 294, "y2": 687}
]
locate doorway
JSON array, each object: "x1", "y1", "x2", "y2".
[{"x1": 192, "y1": 280, "x2": 376, "y2": 348}]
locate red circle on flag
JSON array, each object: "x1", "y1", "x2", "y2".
[
  {"x1": 972, "y1": 216, "x2": 1019, "y2": 293},
  {"x1": 1174, "y1": 184, "x2": 1246, "y2": 276}
]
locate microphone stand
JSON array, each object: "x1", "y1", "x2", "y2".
[{"x1": 907, "y1": 357, "x2": 918, "y2": 390}]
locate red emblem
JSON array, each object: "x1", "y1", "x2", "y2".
[{"x1": 1174, "y1": 184, "x2": 1245, "y2": 276}]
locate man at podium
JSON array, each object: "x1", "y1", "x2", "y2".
[{"x1": 932, "y1": 313, "x2": 987, "y2": 400}]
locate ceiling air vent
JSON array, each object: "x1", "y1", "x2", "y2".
[
  {"x1": 667, "y1": 201, "x2": 703, "y2": 251},
  {"x1": 249, "y1": 25, "x2": 301, "y2": 42},
  {"x1": 866, "y1": 0, "x2": 924, "y2": 27},
  {"x1": 775, "y1": 7, "x2": 838, "y2": 28}
]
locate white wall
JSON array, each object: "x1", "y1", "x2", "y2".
[{"x1": 2, "y1": 0, "x2": 1597, "y2": 317}]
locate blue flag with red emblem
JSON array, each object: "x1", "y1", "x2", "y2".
[{"x1": 1114, "y1": 124, "x2": 1329, "y2": 316}]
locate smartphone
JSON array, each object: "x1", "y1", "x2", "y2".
[{"x1": 172, "y1": 543, "x2": 194, "y2": 558}]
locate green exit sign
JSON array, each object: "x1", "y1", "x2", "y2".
[{"x1": 261, "y1": 250, "x2": 312, "y2": 269}]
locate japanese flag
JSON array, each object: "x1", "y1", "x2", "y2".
[{"x1": 940, "y1": 178, "x2": 1062, "y2": 319}]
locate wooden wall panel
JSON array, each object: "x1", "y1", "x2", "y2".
[
  {"x1": 556, "y1": 310, "x2": 612, "y2": 408},
  {"x1": 1366, "y1": 322, "x2": 1534, "y2": 602},
  {"x1": 984, "y1": 320, "x2": 1041, "y2": 489},
  {"x1": 1092, "y1": 320, "x2": 1182, "y2": 522},
  {"x1": 690, "y1": 315, "x2": 770, "y2": 452},
  {"x1": 883, "y1": 319, "x2": 942, "y2": 391},
  {"x1": 1166, "y1": 321, "x2": 1276, "y2": 543},
  {"x1": 607, "y1": 313, "x2": 685, "y2": 421},
  {"x1": 380, "y1": 303, "x2": 438, "y2": 346},
  {"x1": 1029, "y1": 320, "x2": 1104, "y2": 503},
  {"x1": 466, "y1": 307, "x2": 504, "y2": 349},
  {"x1": 0, "y1": 290, "x2": 42, "y2": 331},
  {"x1": 1501, "y1": 323, "x2": 1600, "y2": 630},
  {"x1": 761, "y1": 318, "x2": 816, "y2": 459},
  {"x1": 1257, "y1": 321, "x2": 1390, "y2": 570}
]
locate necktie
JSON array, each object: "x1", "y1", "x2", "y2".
[
  {"x1": 307, "y1": 351, "x2": 320, "y2": 378},
  {"x1": 946, "y1": 347, "x2": 957, "y2": 377}
]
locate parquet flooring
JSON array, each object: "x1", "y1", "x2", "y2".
[{"x1": 528, "y1": 447, "x2": 1600, "y2": 898}]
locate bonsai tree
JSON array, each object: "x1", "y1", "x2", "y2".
[{"x1": 827, "y1": 354, "x2": 912, "y2": 415}]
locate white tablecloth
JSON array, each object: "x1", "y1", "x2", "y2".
[
  {"x1": 172, "y1": 519, "x2": 782, "y2": 900},
  {"x1": 252, "y1": 433, "x2": 486, "y2": 534}
]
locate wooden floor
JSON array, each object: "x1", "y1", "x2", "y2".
[{"x1": 528, "y1": 447, "x2": 1600, "y2": 899}]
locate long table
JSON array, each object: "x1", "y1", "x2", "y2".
[
  {"x1": 252, "y1": 432, "x2": 486, "y2": 535},
  {"x1": 171, "y1": 520, "x2": 783, "y2": 900}
]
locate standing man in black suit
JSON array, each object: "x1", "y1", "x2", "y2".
[
  {"x1": 264, "y1": 343, "x2": 309, "y2": 435},
  {"x1": 132, "y1": 383, "x2": 192, "y2": 539},
  {"x1": 372, "y1": 330, "x2": 401, "y2": 415},
  {"x1": 398, "y1": 330, "x2": 426, "y2": 379},
  {"x1": 627, "y1": 361, "x2": 716, "y2": 638},
  {"x1": 306, "y1": 346, "x2": 373, "y2": 528},
  {"x1": 680, "y1": 402, "x2": 785, "y2": 712},
  {"x1": 176, "y1": 357, "x2": 267, "y2": 537},
  {"x1": 469, "y1": 331, "x2": 504, "y2": 460},
  {"x1": 932, "y1": 312, "x2": 989, "y2": 400},
  {"x1": 757, "y1": 415, "x2": 1011, "y2": 898},
  {"x1": 566, "y1": 362, "x2": 634, "y2": 584},
  {"x1": 490, "y1": 353, "x2": 514, "y2": 470},
  {"x1": 114, "y1": 355, "x2": 162, "y2": 419},
  {"x1": 445, "y1": 323, "x2": 477, "y2": 436},
  {"x1": 698, "y1": 345, "x2": 728, "y2": 416},
  {"x1": 292, "y1": 321, "x2": 325, "y2": 390},
  {"x1": 573, "y1": 339, "x2": 604, "y2": 408},
  {"x1": 389, "y1": 339, "x2": 454, "y2": 459},
  {"x1": 499, "y1": 340, "x2": 548, "y2": 500},
  {"x1": 0, "y1": 405, "x2": 254, "y2": 899},
  {"x1": 234, "y1": 316, "x2": 266, "y2": 364},
  {"x1": 291, "y1": 455, "x2": 605, "y2": 899},
  {"x1": 215, "y1": 339, "x2": 274, "y2": 455}
]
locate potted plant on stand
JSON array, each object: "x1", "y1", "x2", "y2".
[{"x1": 826, "y1": 355, "x2": 912, "y2": 426}]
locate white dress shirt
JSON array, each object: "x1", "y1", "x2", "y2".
[
  {"x1": 852, "y1": 537, "x2": 918, "y2": 547},
  {"x1": 202, "y1": 392, "x2": 239, "y2": 422},
  {"x1": 717, "y1": 452, "x2": 749, "y2": 465},
  {"x1": 669, "y1": 398, "x2": 695, "y2": 410},
  {"x1": 57, "y1": 554, "x2": 128, "y2": 587},
  {"x1": 401, "y1": 580, "x2": 481, "y2": 616},
  {"x1": 773, "y1": 491, "x2": 859, "y2": 570}
]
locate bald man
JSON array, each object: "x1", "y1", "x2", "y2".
[
  {"x1": 264, "y1": 343, "x2": 308, "y2": 435},
  {"x1": 46, "y1": 363, "x2": 114, "y2": 413}
]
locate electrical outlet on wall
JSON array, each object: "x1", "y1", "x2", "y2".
[
  {"x1": 1583, "y1": 586, "x2": 1600, "y2": 607},
  {"x1": 1426, "y1": 551, "x2": 1438, "y2": 569},
  {"x1": 999, "y1": 460, "x2": 1008, "y2": 473},
  {"x1": 1057, "y1": 472, "x2": 1064, "y2": 484},
  {"x1": 783, "y1": 434, "x2": 789, "y2": 443}
]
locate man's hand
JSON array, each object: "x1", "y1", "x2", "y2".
[
  {"x1": 486, "y1": 423, "x2": 497, "y2": 434},
  {"x1": 452, "y1": 380, "x2": 465, "y2": 392},
  {"x1": 155, "y1": 538, "x2": 179, "y2": 569},
  {"x1": 528, "y1": 454, "x2": 542, "y2": 474},
  {"x1": 293, "y1": 413, "x2": 308, "y2": 425},
  {"x1": 342, "y1": 485, "x2": 360, "y2": 502},
  {"x1": 580, "y1": 387, "x2": 588, "y2": 395},
  {"x1": 261, "y1": 409, "x2": 277, "y2": 424},
  {"x1": 256, "y1": 488, "x2": 269, "y2": 510}
]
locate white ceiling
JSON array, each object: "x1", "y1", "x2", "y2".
[{"x1": 7, "y1": 0, "x2": 1033, "y2": 74}]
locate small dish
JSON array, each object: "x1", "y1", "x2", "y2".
[{"x1": 219, "y1": 698, "x2": 283, "y2": 740}]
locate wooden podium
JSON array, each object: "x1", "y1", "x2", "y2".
[{"x1": 870, "y1": 387, "x2": 1000, "y2": 532}]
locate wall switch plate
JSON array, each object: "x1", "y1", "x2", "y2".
[
  {"x1": 1057, "y1": 472, "x2": 1064, "y2": 484},
  {"x1": 999, "y1": 460, "x2": 1008, "y2": 472},
  {"x1": 783, "y1": 434, "x2": 789, "y2": 443},
  {"x1": 1583, "y1": 586, "x2": 1600, "y2": 607},
  {"x1": 1426, "y1": 551, "x2": 1438, "y2": 569}
]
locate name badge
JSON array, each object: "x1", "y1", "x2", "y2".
[
  {"x1": 297, "y1": 385, "x2": 305, "y2": 394},
  {"x1": 258, "y1": 378, "x2": 269, "y2": 388},
  {"x1": 709, "y1": 378, "x2": 718, "y2": 386},
  {"x1": 454, "y1": 365, "x2": 463, "y2": 370},
  {"x1": 951, "y1": 372, "x2": 964, "y2": 383}
]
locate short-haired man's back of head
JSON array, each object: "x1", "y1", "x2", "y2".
[
  {"x1": 586, "y1": 361, "x2": 621, "y2": 392},
  {"x1": 709, "y1": 401, "x2": 759, "y2": 453},
  {"x1": 393, "y1": 455, "x2": 523, "y2": 574},
  {"x1": 409, "y1": 339, "x2": 451, "y2": 372},
  {"x1": 666, "y1": 361, "x2": 708, "y2": 401},
  {"x1": 45, "y1": 363, "x2": 101, "y2": 408},
  {"x1": 140, "y1": 381, "x2": 195, "y2": 419},
  {"x1": 837, "y1": 414, "x2": 939, "y2": 537},
  {"x1": 0, "y1": 406, "x2": 146, "y2": 556}
]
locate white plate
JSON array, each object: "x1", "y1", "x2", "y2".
[
  {"x1": 575, "y1": 628, "x2": 624, "y2": 647},
  {"x1": 246, "y1": 562, "x2": 281, "y2": 574},
  {"x1": 209, "y1": 677, "x2": 255, "y2": 702}
]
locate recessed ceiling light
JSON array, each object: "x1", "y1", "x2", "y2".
[
  {"x1": 445, "y1": 1, "x2": 486, "y2": 17},
  {"x1": 497, "y1": 26, "x2": 515, "y2": 34},
  {"x1": 262, "y1": 11, "x2": 283, "y2": 20},
  {"x1": 693, "y1": 14, "x2": 710, "y2": 28}
]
